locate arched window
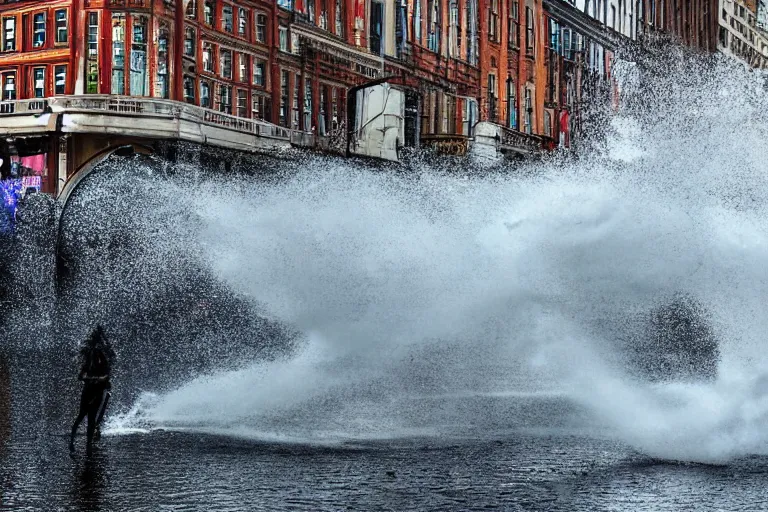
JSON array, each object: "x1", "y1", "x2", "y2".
[{"x1": 156, "y1": 24, "x2": 169, "y2": 99}]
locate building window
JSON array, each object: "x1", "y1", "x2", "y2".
[
  {"x1": 32, "y1": 67, "x2": 45, "y2": 98},
  {"x1": 524, "y1": 88, "x2": 532, "y2": 134},
  {"x1": 279, "y1": 26, "x2": 289, "y2": 52},
  {"x1": 220, "y1": 49, "x2": 232, "y2": 79},
  {"x1": 488, "y1": 0, "x2": 499, "y2": 42},
  {"x1": 307, "y1": 0, "x2": 316, "y2": 23},
  {"x1": 2, "y1": 18, "x2": 14, "y2": 53},
  {"x1": 331, "y1": 87, "x2": 338, "y2": 129},
  {"x1": 526, "y1": 6, "x2": 535, "y2": 55},
  {"x1": 203, "y1": 43, "x2": 213, "y2": 72},
  {"x1": 427, "y1": 0, "x2": 440, "y2": 52},
  {"x1": 335, "y1": 0, "x2": 344, "y2": 36},
  {"x1": 319, "y1": 85, "x2": 327, "y2": 134},
  {"x1": 487, "y1": 74, "x2": 497, "y2": 122},
  {"x1": 509, "y1": 1, "x2": 519, "y2": 48},
  {"x1": 253, "y1": 59, "x2": 265, "y2": 86},
  {"x1": 237, "y1": 89, "x2": 248, "y2": 117},
  {"x1": 33, "y1": 13, "x2": 46, "y2": 48},
  {"x1": 238, "y1": 8, "x2": 248, "y2": 36},
  {"x1": 291, "y1": 32, "x2": 300, "y2": 54},
  {"x1": 184, "y1": 76, "x2": 195, "y2": 103},
  {"x1": 449, "y1": 1, "x2": 458, "y2": 57},
  {"x1": 253, "y1": 94, "x2": 265, "y2": 120},
  {"x1": 396, "y1": 0, "x2": 408, "y2": 55},
  {"x1": 303, "y1": 77, "x2": 312, "y2": 130},
  {"x1": 200, "y1": 80, "x2": 211, "y2": 107},
  {"x1": 506, "y1": 78, "x2": 516, "y2": 129},
  {"x1": 467, "y1": 0, "x2": 477, "y2": 63},
  {"x1": 414, "y1": 0, "x2": 422, "y2": 41},
  {"x1": 370, "y1": 0, "x2": 383, "y2": 55},
  {"x1": 131, "y1": 16, "x2": 149, "y2": 96},
  {"x1": 292, "y1": 77, "x2": 299, "y2": 129},
  {"x1": 223, "y1": 5, "x2": 234, "y2": 32},
  {"x1": 185, "y1": 28, "x2": 196, "y2": 57},
  {"x1": 87, "y1": 13, "x2": 98, "y2": 93},
  {"x1": 2, "y1": 72, "x2": 15, "y2": 101},
  {"x1": 186, "y1": 0, "x2": 197, "y2": 19},
  {"x1": 55, "y1": 10, "x2": 68, "y2": 44},
  {"x1": 156, "y1": 25, "x2": 169, "y2": 99},
  {"x1": 320, "y1": 0, "x2": 328, "y2": 29},
  {"x1": 280, "y1": 70, "x2": 288, "y2": 126},
  {"x1": 463, "y1": 98, "x2": 477, "y2": 136},
  {"x1": 204, "y1": 0, "x2": 215, "y2": 25},
  {"x1": 111, "y1": 14, "x2": 126, "y2": 95},
  {"x1": 256, "y1": 13, "x2": 267, "y2": 42},
  {"x1": 55, "y1": 65, "x2": 66, "y2": 95},
  {"x1": 219, "y1": 84, "x2": 232, "y2": 114},
  {"x1": 238, "y1": 53, "x2": 248, "y2": 82}
]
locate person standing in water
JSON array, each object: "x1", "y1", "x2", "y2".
[{"x1": 70, "y1": 325, "x2": 114, "y2": 455}]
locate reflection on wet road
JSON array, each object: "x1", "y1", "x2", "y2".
[{"x1": 2, "y1": 430, "x2": 768, "y2": 511}]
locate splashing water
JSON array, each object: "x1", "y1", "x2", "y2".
[{"x1": 99, "y1": 54, "x2": 768, "y2": 464}]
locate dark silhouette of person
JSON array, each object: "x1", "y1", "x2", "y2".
[{"x1": 70, "y1": 326, "x2": 114, "y2": 455}]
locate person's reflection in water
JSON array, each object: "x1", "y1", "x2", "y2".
[{"x1": 72, "y1": 451, "x2": 108, "y2": 512}]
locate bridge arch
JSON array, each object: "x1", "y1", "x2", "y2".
[{"x1": 58, "y1": 141, "x2": 154, "y2": 209}]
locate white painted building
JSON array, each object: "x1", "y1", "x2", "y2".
[
  {"x1": 759, "y1": 0, "x2": 768, "y2": 31},
  {"x1": 718, "y1": 0, "x2": 768, "y2": 68}
]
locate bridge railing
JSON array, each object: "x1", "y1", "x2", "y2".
[
  {"x1": 0, "y1": 96, "x2": 296, "y2": 142},
  {"x1": 0, "y1": 98, "x2": 49, "y2": 115}
]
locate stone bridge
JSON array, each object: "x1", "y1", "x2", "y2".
[{"x1": 0, "y1": 95, "x2": 317, "y2": 201}]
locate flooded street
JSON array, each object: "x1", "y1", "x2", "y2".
[
  {"x1": 5, "y1": 425, "x2": 768, "y2": 511},
  {"x1": 2, "y1": 351, "x2": 768, "y2": 511}
]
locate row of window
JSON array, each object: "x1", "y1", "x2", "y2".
[
  {"x1": 0, "y1": 65, "x2": 68, "y2": 101},
  {"x1": 201, "y1": 42, "x2": 268, "y2": 87},
  {"x1": 298, "y1": 0, "x2": 346, "y2": 38},
  {"x1": 278, "y1": 70, "x2": 343, "y2": 133},
  {"x1": 2, "y1": 9, "x2": 68, "y2": 53},
  {"x1": 186, "y1": 0, "x2": 271, "y2": 45},
  {"x1": 412, "y1": 0, "x2": 479, "y2": 64},
  {"x1": 487, "y1": 74, "x2": 534, "y2": 134},
  {"x1": 192, "y1": 71, "x2": 344, "y2": 136}
]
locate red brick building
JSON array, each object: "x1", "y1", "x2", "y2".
[{"x1": 0, "y1": 0, "x2": 620, "y2": 161}]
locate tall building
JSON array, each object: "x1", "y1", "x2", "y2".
[
  {"x1": 0, "y1": 0, "x2": 630, "y2": 167},
  {"x1": 718, "y1": 0, "x2": 768, "y2": 68}
]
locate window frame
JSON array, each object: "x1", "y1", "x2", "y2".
[
  {"x1": 32, "y1": 66, "x2": 45, "y2": 98},
  {"x1": 54, "y1": 64, "x2": 67, "y2": 95},
  {"x1": 55, "y1": 9, "x2": 68, "y2": 45},
  {"x1": 32, "y1": 11, "x2": 46, "y2": 49},
  {"x1": 255, "y1": 12, "x2": 268, "y2": 43},
  {"x1": 222, "y1": 4, "x2": 234, "y2": 33},
  {"x1": 3, "y1": 16, "x2": 16, "y2": 53}
]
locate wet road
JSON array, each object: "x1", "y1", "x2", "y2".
[
  {"x1": 2, "y1": 350, "x2": 768, "y2": 511},
  {"x1": 3, "y1": 430, "x2": 768, "y2": 511}
]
